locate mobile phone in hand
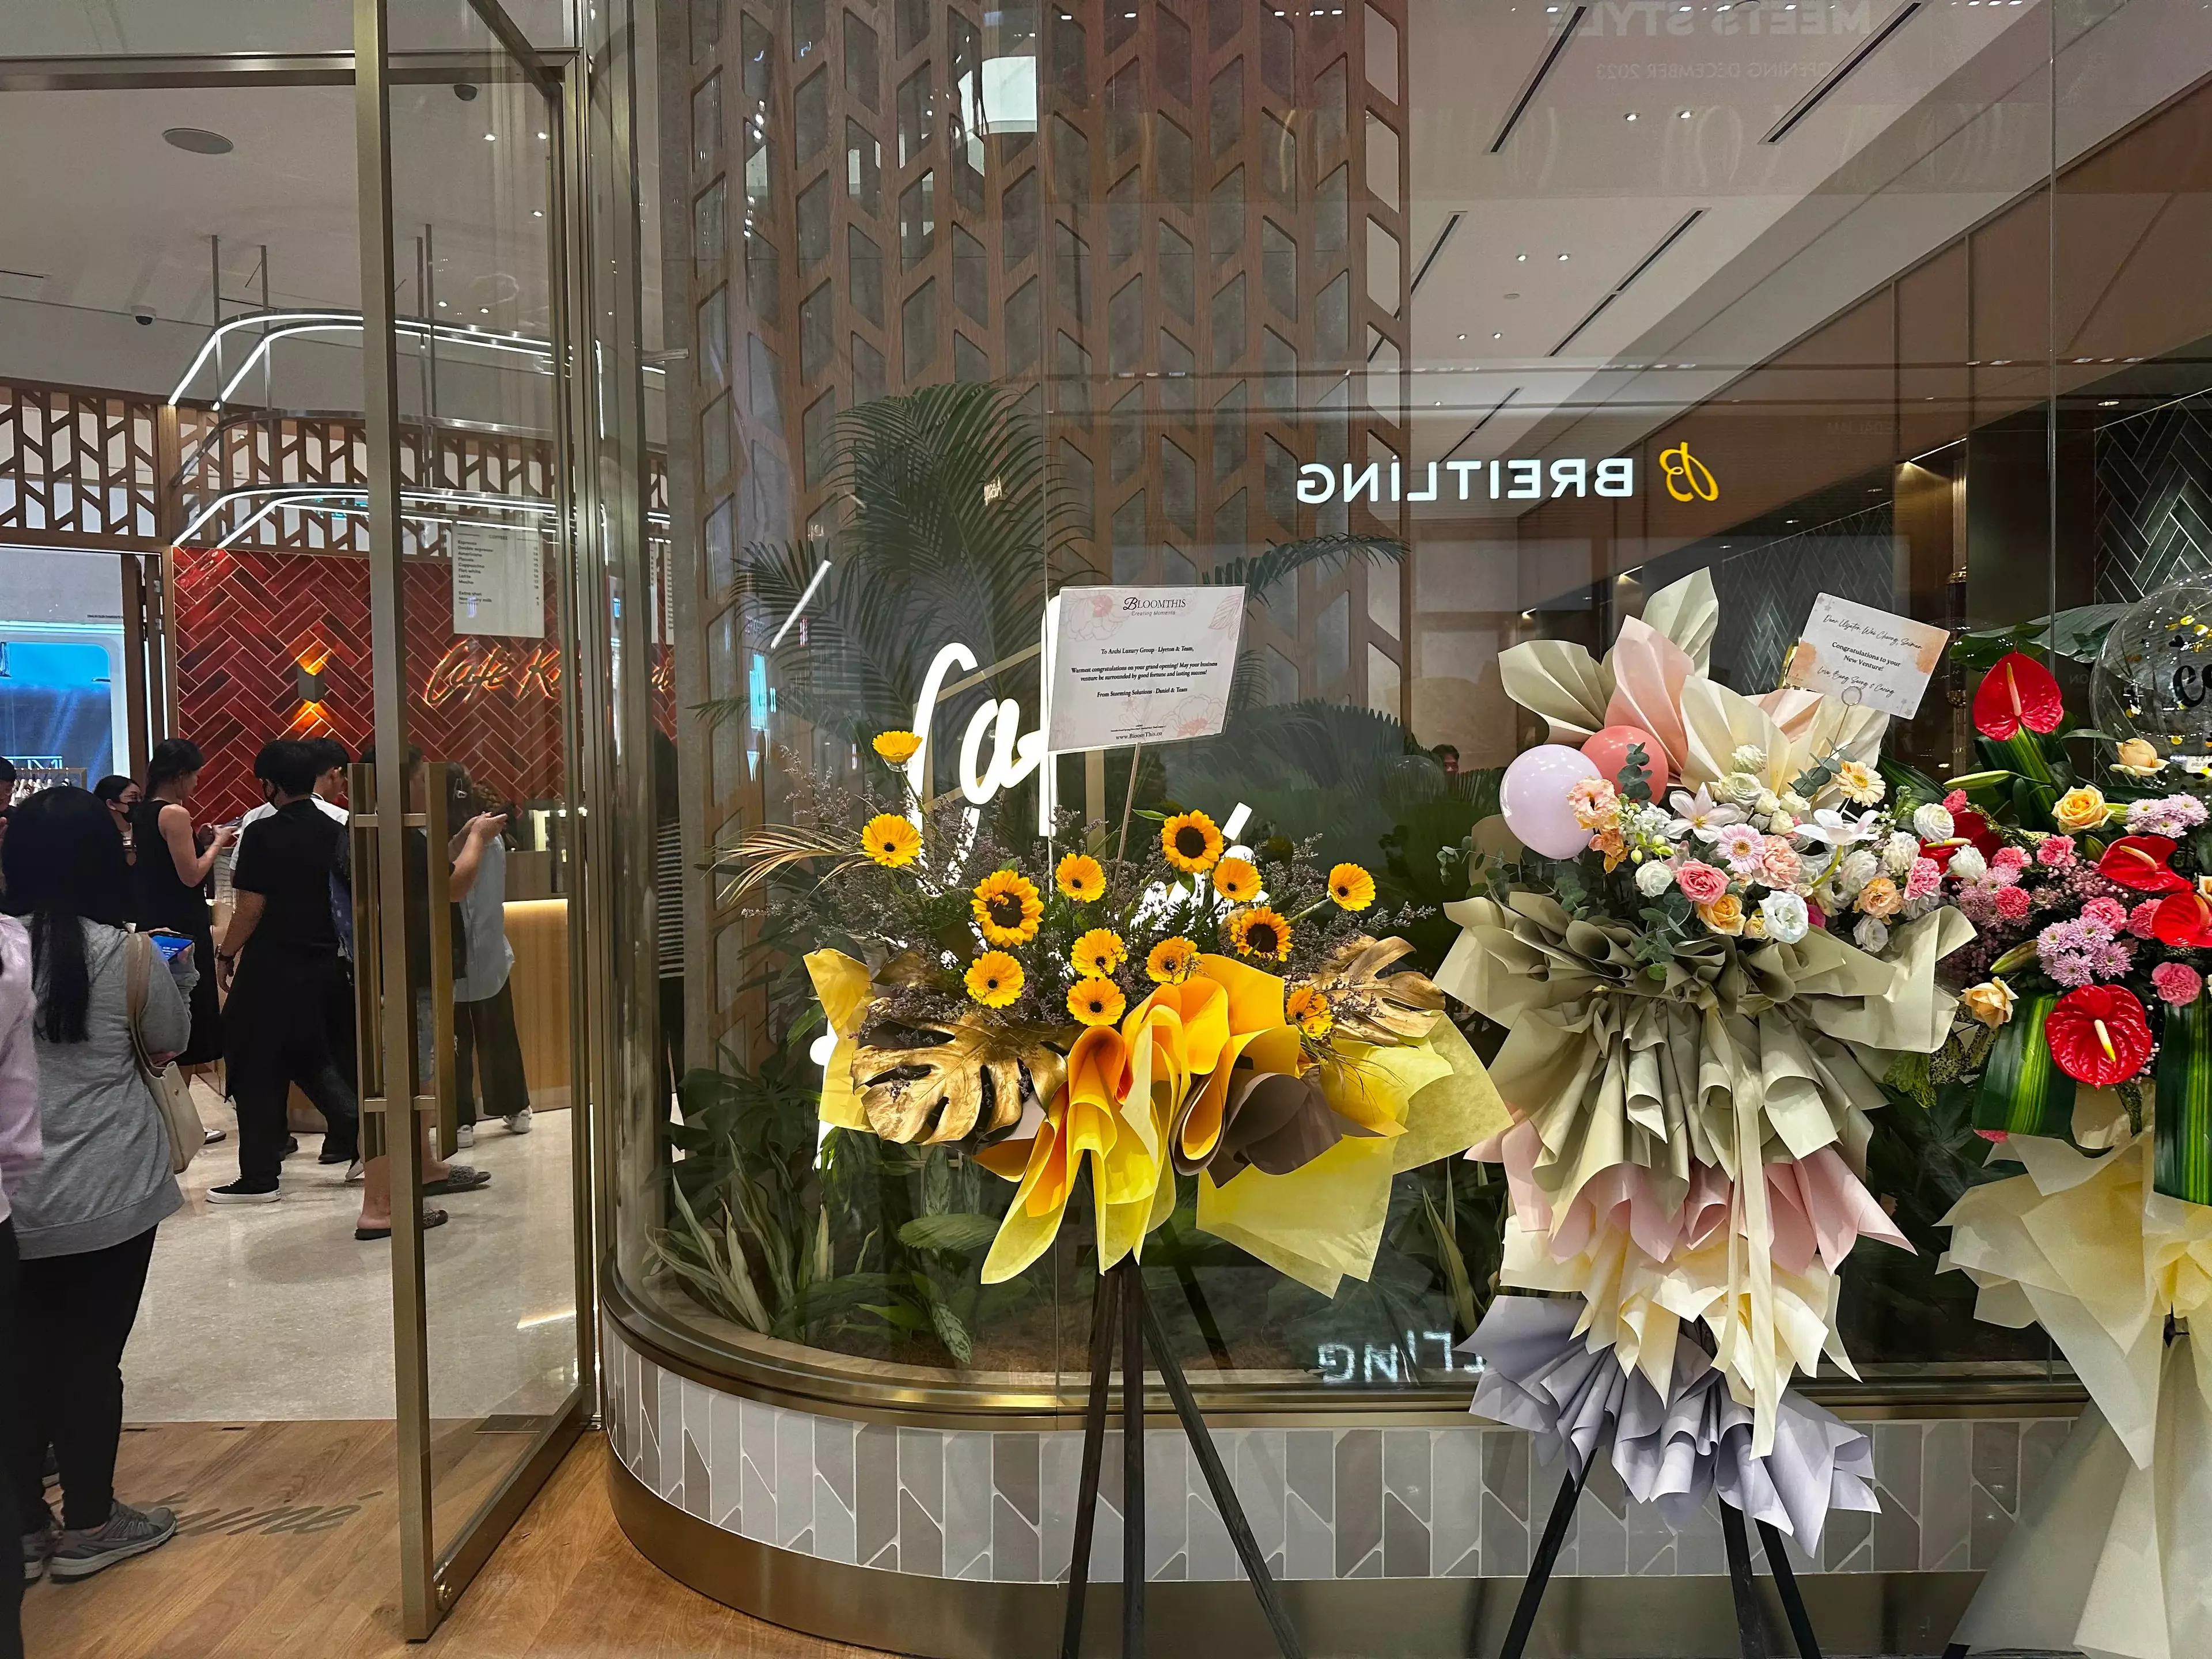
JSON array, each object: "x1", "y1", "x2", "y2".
[{"x1": 148, "y1": 930, "x2": 195, "y2": 972}]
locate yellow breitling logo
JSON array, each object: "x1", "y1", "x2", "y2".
[{"x1": 1658, "y1": 440, "x2": 1719, "y2": 503}]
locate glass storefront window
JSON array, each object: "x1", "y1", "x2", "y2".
[{"x1": 617, "y1": 0, "x2": 2212, "y2": 1403}]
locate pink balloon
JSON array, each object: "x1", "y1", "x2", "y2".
[
  {"x1": 1581, "y1": 724, "x2": 1670, "y2": 797},
  {"x1": 1499, "y1": 744, "x2": 1602, "y2": 859}
]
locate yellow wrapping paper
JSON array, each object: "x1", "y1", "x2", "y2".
[
  {"x1": 1942, "y1": 1132, "x2": 2212, "y2": 1659},
  {"x1": 804, "y1": 949, "x2": 875, "y2": 1131}
]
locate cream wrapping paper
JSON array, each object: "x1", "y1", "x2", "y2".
[
  {"x1": 1496, "y1": 569, "x2": 1718, "y2": 750},
  {"x1": 1941, "y1": 1132, "x2": 2212, "y2": 1659},
  {"x1": 1439, "y1": 894, "x2": 1964, "y2": 1451}
]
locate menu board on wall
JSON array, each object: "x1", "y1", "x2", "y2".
[
  {"x1": 450, "y1": 522, "x2": 546, "y2": 639},
  {"x1": 1046, "y1": 584, "x2": 1246, "y2": 753}
]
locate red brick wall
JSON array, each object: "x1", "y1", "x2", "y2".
[{"x1": 174, "y1": 547, "x2": 671, "y2": 821}]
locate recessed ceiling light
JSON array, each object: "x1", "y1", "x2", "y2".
[
  {"x1": 480, "y1": 306, "x2": 491, "y2": 314},
  {"x1": 1457, "y1": 333, "x2": 1465, "y2": 340},
  {"x1": 533, "y1": 209, "x2": 544, "y2": 217},
  {"x1": 163, "y1": 127, "x2": 233, "y2": 155},
  {"x1": 2100, "y1": 399, "x2": 2120, "y2": 407},
  {"x1": 1624, "y1": 112, "x2": 1638, "y2": 122},
  {"x1": 1677, "y1": 109, "x2": 1692, "y2": 120},
  {"x1": 437, "y1": 300, "x2": 448, "y2": 308},
  {"x1": 537, "y1": 131, "x2": 550, "y2": 140},
  {"x1": 1493, "y1": 331, "x2": 1503, "y2": 339},
  {"x1": 1557, "y1": 252, "x2": 1569, "y2": 261},
  {"x1": 1516, "y1": 253, "x2": 1528, "y2": 263},
  {"x1": 484, "y1": 132, "x2": 498, "y2": 141}
]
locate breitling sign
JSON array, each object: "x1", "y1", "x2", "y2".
[{"x1": 1293, "y1": 441, "x2": 1721, "y2": 506}]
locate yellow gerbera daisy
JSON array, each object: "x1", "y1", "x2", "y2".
[
  {"x1": 1072, "y1": 928, "x2": 1128, "y2": 976},
  {"x1": 1328, "y1": 862, "x2": 1377, "y2": 911},
  {"x1": 964, "y1": 951, "x2": 1024, "y2": 1007},
  {"x1": 1211, "y1": 855, "x2": 1262, "y2": 903},
  {"x1": 872, "y1": 729, "x2": 922, "y2": 765},
  {"x1": 1056, "y1": 852, "x2": 1106, "y2": 901},
  {"x1": 1286, "y1": 984, "x2": 1334, "y2": 1039},
  {"x1": 971, "y1": 869, "x2": 1043, "y2": 946},
  {"x1": 1146, "y1": 935, "x2": 1199, "y2": 984},
  {"x1": 861, "y1": 813, "x2": 922, "y2": 868},
  {"x1": 1161, "y1": 810, "x2": 1224, "y2": 874},
  {"x1": 1067, "y1": 976, "x2": 1127, "y2": 1028},
  {"x1": 1227, "y1": 905, "x2": 1293, "y2": 961}
]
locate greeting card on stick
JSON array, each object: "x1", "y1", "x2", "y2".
[
  {"x1": 1784, "y1": 593, "x2": 1948, "y2": 720},
  {"x1": 1046, "y1": 585, "x2": 1245, "y2": 753}
]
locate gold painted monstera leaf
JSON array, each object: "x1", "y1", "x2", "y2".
[
  {"x1": 1308, "y1": 935, "x2": 1445, "y2": 1045},
  {"x1": 852, "y1": 1020, "x2": 1069, "y2": 1144}
]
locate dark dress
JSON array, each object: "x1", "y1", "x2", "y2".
[{"x1": 128, "y1": 798, "x2": 222, "y2": 1065}]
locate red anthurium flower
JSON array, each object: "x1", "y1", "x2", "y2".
[
  {"x1": 1972, "y1": 651, "x2": 2066, "y2": 741},
  {"x1": 2099, "y1": 835, "x2": 2190, "y2": 895},
  {"x1": 2153, "y1": 888, "x2": 2212, "y2": 949},
  {"x1": 2044, "y1": 984, "x2": 2154, "y2": 1086}
]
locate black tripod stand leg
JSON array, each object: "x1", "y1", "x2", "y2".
[
  {"x1": 1060, "y1": 1271, "x2": 1122, "y2": 1659},
  {"x1": 1718, "y1": 1502, "x2": 1770, "y2": 1659},
  {"x1": 1753, "y1": 1520, "x2": 1821, "y2": 1659},
  {"x1": 1135, "y1": 1285, "x2": 1305, "y2": 1658},
  {"x1": 1122, "y1": 1261, "x2": 1146, "y2": 1659},
  {"x1": 1496, "y1": 1455, "x2": 1591, "y2": 1659}
]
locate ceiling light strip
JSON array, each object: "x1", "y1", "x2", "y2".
[
  {"x1": 1439, "y1": 388, "x2": 1523, "y2": 465},
  {"x1": 1548, "y1": 209, "x2": 1703, "y2": 358},
  {"x1": 1489, "y1": 6, "x2": 1587, "y2": 154},
  {"x1": 1762, "y1": 1, "x2": 1921, "y2": 145},
  {"x1": 1410, "y1": 212, "x2": 1464, "y2": 295}
]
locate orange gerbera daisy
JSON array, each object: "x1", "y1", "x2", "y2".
[
  {"x1": 861, "y1": 814, "x2": 922, "y2": 868},
  {"x1": 1146, "y1": 935, "x2": 1199, "y2": 984},
  {"x1": 1072, "y1": 928, "x2": 1127, "y2": 976},
  {"x1": 964, "y1": 952, "x2": 1025, "y2": 1008},
  {"x1": 1055, "y1": 852, "x2": 1107, "y2": 900},
  {"x1": 1211, "y1": 855, "x2": 1262, "y2": 903},
  {"x1": 1067, "y1": 976, "x2": 1128, "y2": 1028}
]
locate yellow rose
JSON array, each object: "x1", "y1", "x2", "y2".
[
  {"x1": 1855, "y1": 875, "x2": 1903, "y2": 919},
  {"x1": 1960, "y1": 979, "x2": 2016, "y2": 1028},
  {"x1": 1698, "y1": 893, "x2": 1745, "y2": 936},
  {"x1": 2052, "y1": 786, "x2": 2112, "y2": 833},
  {"x1": 2113, "y1": 738, "x2": 2164, "y2": 779}
]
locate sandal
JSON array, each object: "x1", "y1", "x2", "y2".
[
  {"x1": 355, "y1": 1208, "x2": 449, "y2": 1241},
  {"x1": 423, "y1": 1165, "x2": 492, "y2": 1195}
]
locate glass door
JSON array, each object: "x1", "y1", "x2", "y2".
[{"x1": 353, "y1": 0, "x2": 588, "y2": 1635}]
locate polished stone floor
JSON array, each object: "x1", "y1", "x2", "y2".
[{"x1": 120, "y1": 1080, "x2": 579, "y2": 1423}]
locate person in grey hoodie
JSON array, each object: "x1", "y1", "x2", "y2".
[
  {"x1": 2, "y1": 787, "x2": 184, "y2": 1585},
  {"x1": 1, "y1": 909, "x2": 43, "y2": 1654}
]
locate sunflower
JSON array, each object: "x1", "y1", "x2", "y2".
[
  {"x1": 1146, "y1": 935, "x2": 1199, "y2": 984},
  {"x1": 972, "y1": 869, "x2": 1044, "y2": 946},
  {"x1": 1067, "y1": 976, "x2": 1128, "y2": 1028},
  {"x1": 1055, "y1": 852, "x2": 1107, "y2": 901},
  {"x1": 861, "y1": 813, "x2": 922, "y2": 868},
  {"x1": 1211, "y1": 855, "x2": 1261, "y2": 903},
  {"x1": 1286, "y1": 984, "x2": 1334, "y2": 1039},
  {"x1": 872, "y1": 729, "x2": 922, "y2": 766},
  {"x1": 1227, "y1": 906, "x2": 1293, "y2": 961},
  {"x1": 1161, "y1": 810, "x2": 1224, "y2": 874},
  {"x1": 964, "y1": 951, "x2": 1025, "y2": 1008},
  {"x1": 1071, "y1": 927, "x2": 1128, "y2": 976},
  {"x1": 1328, "y1": 862, "x2": 1377, "y2": 911}
]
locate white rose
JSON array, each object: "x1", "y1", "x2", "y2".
[
  {"x1": 1883, "y1": 831, "x2": 1919, "y2": 876},
  {"x1": 1948, "y1": 846, "x2": 1987, "y2": 882},
  {"x1": 1730, "y1": 745, "x2": 1770, "y2": 775},
  {"x1": 1721, "y1": 771, "x2": 1764, "y2": 805},
  {"x1": 1853, "y1": 914, "x2": 1891, "y2": 953},
  {"x1": 1754, "y1": 791, "x2": 1781, "y2": 817},
  {"x1": 1764, "y1": 812, "x2": 1797, "y2": 836},
  {"x1": 1759, "y1": 891, "x2": 1809, "y2": 944},
  {"x1": 1838, "y1": 849, "x2": 1880, "y2": 895},
  {"x1": 1912, "y1": 804, "x2": 1955, "y2": 842},
  {"x1": 1636, "y1": 859, "x2": 1676, "y2": 897},
  {"x1": 1780, "y1": 791, "x2": 1810, "y2": 816}
]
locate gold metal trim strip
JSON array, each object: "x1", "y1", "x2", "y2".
[{"x1": 605, "y1": 1449, "x2": 1982, "y2": 1659}]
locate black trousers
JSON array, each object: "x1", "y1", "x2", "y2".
[
  {"x1": 7, "y1": 1226, "x2": 157, "y2": 1536},
  {"x1": 1, "y1": 1220, "x2": 24, "y2": 1659},
  {"x1": 226, "y1": 954, "x2": 359, "y2": 1187},
  {"x1": 454, "y1": 980, "x2": 529, "y2": 1126}
]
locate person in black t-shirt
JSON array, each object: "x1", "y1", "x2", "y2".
[{"x1": 207, "y1": 741, "x2": 359, "y2": 1204}]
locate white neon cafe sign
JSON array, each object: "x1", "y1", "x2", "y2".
[
  {"x1": 903, "y1": 598, "x2": 1066, "y2": 836},
  {"x1": 1296, "y1": 456, "x2": 1637, "y2": 504}
]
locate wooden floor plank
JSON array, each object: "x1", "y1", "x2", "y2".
[{"x1": 21, "y1": 1424, "x2": 889, "y2": 1659}]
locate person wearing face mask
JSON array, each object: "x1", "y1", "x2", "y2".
[{"x1": 208, "y1": 742, "x2": 360, "y2": 1205}]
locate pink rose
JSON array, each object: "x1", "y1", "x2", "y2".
[
  {"x1": 2037, "y1": 836, "x2": 2076, "y2": 869},
  {"x1": 1995, "y1": 885, "x2": 2032, "y2": 921},
  {"x1": 1759, "y1": 837, "x2": 1801, "y2": 887},
  {"x1": 1673, "y1": 860, "x2": 1730, "y2": 906},
  {"x1": 1806, "y1": 900, "x2": 1827, "y2": 929},
  {"x1": 1943, "y1": 790, "x2": 1969, "y2": 813},
  {"x1": 2130, "y1": 900, "x2": 2164, "y2": 939},
  {"x1": 1991, "y1": 846, "x2": 2029, "y2": 873},
  {"x1": 2153, "y1": 961, "x2": 2205, "y2": 1006},
  {"x1": 2082, "y1": 897, "x2": 2128, "y2": 929},
  {"x1": 1906, "y1": 857, "x2": 1942, "y2": 900}
]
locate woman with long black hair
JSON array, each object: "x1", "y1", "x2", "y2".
[
  {"x1": 3, "y1": 786, "x2": 184, "y2": 1583},
  {"x1": 128, "y1": 738, "x2": 233, "y2": 1078},
  {"x1": 0, "y1": 900, "x2": 41, "y2": 1649}
]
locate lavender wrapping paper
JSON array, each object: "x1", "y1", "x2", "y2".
[{"x1": 1461, "y1": 1296, "x2": 1879, "y2": 1555}]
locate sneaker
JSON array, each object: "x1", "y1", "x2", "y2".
[
  {"x1": 345, "y1": 1158, "x2": 365, "y2": 1184},
  {"x1": 206, "y1": 1180, "x2": 282, "y2": 1205},
  {"x1": 316, "y1": 1143, "x2": 355, "y2": 1165},
  {"x1": 47, "y1": 1502, "x2": 176, "y2": 1581},
  {"x1": 21, "y1": 1513, "x2": 58, "y2": 1584},
  {"x1": 502, "y1": 1107, "x2": 533, "y2": 1136},
  {"x1": 202, "y1": 1126, "x2": 226, "y2": 1146},
  {"x1": 454, "y1": 1123, "x2": 476, "y2": 1150}
]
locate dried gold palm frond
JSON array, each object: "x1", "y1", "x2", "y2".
[
  {"x1": 851, "y1": 1017, "x2": 1067, "y2": 1144},
  {"x1": 711, "y1": 823, "x2": 868, "y2": 906},
  {"x1": 1309, "y1": 934, "x2": 1446, "y2": 1045}
]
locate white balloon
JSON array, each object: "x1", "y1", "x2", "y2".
[{"x1": 1499, "y1": 744, "x2": 1603, "y2": 859}]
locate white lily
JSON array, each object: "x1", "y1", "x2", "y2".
[
  {"x1": 1665, "y1": 785, "x2": 1747, "y2": 844},
  {"x1": 1794, "y1": 806, "x2": 1881, "y2": 850}
]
